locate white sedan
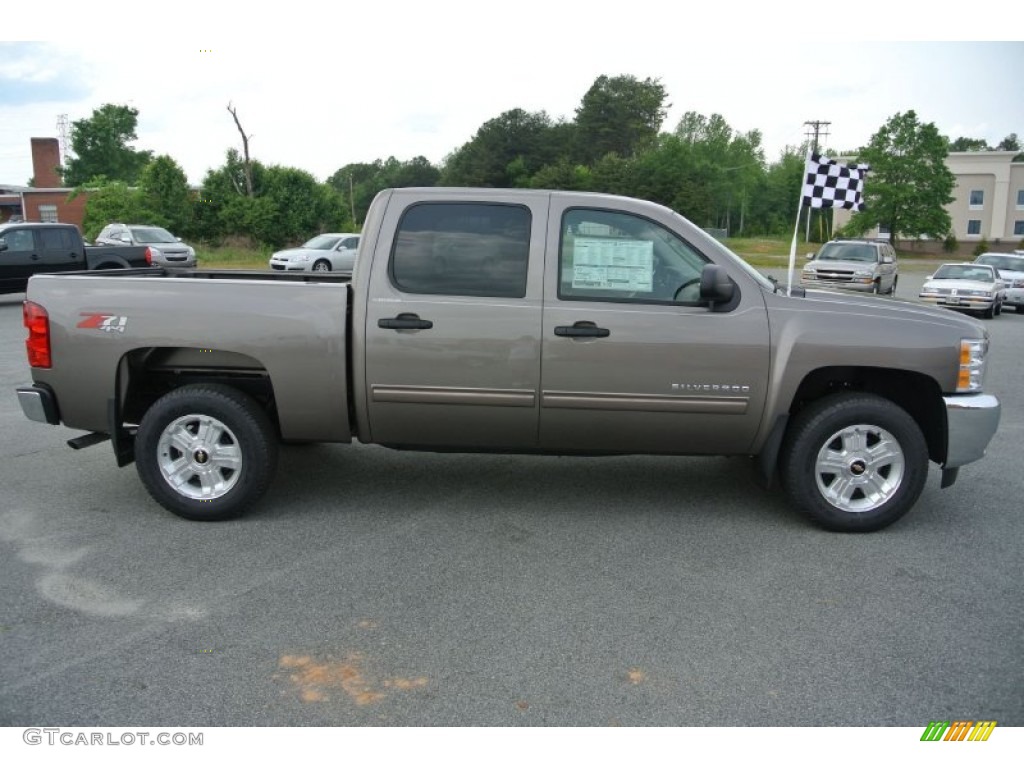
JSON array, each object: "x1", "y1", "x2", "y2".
[
  {"x1": 918, "y1": 263, "x2": 1003, "y2": 319},
  {"x1": 975, "y1": 252, "x2": 1024, "y2": 314},
  {"x1": 269, "y1": 233, "x2": 361, "y2": 273}
]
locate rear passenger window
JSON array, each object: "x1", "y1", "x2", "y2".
[
  {"x1": 40, "y1": 228, "x2": 73, "y2": 250},
  {"x1": 391, "y1": 203, "x2": 530, "y2": 298}
]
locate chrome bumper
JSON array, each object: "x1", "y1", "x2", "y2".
[
  {"x1": 943, "y1": 393, "x2": 1000, "y2": 468},
  {"x1": 17, "y1": 385, "x2": 61, "y2": 425}
]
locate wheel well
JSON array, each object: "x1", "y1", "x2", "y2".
[
  {"x1": 119, "y1": 347, "x2": 280, "y2": 433},
  {"x1": 787, "y1": 367, "x2": 946, "y2": 464}
]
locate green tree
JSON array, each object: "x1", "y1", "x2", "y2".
[
  {"x1": 996, "y1": 133, "x2": 1019, "y2": 151},
  {"x1": 63, "y1": 104, "x2": 154, "y2": 186},
  {"x1": 441, "y1": 108, "x2": 567, "y2": 187},
  {"x1": 197, "y1": 150, "x2": 348, "y2": 247},
  {"x1": 573, "y1": 75, "x2": 668, "y2": 164},
  {"x1": 948, "y1": 136, "x2": 989, "y2": 151},
  {"x1": 139, "y1": 155, "x2": 194, "y2": 236},
  {"x1": 79, "y1": 179, "x2": 154, "y2": 241},
  {"x1": 328, "y1": 156, "x2": 441, "y2": 225},
  {"x1": 844, "y1": 110, "x2": 956, "y2": 248}
]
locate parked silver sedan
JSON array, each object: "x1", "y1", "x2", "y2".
[
  {"x1": 269, "y1": 233, "x2": 360, "y2": 273},
  {"x1": 918, "y1": 263, "x2": 1003, "y2": 319}
]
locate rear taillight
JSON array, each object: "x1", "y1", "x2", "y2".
[
  {"x1": 144, "y1": 246, "x2": 153, "y2": 266},
  {"x1": 24, "y1": 301, "x2": 51, "y2": 368}
]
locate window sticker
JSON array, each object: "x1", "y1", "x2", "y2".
[{"x1": 571, "y1": 237, "x2": 654, "y2": 292}]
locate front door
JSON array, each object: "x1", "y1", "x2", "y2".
[
  {"x1": 539, "y1": 201, "x2": 771, "y2": 455},
  {"x1": 0, "y1": 227, "x2": 39, "y2": 293}
]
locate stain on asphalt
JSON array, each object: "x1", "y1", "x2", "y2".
[{"x1": 278, "y1": 652, "x2": 427, "y2": 705}]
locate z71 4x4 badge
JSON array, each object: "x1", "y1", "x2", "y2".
[{"x1": 77, "y1": 313, "x2": 128, "y2": 333}]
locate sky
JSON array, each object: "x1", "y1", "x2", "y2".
[{"x1": 1, "y1": 3, "x2": 1022, "y2": 188}]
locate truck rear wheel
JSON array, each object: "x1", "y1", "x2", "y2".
[
  {"x1": 135, "y1": 384, "x2": 277, "y2": 521},
  {"x1": 780, "y1": 393, "x2": 928, "y2": 532}
]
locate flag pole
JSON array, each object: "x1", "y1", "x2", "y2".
[{"x1": 786, "y1": 150, "x2": 812, "y2": 297}]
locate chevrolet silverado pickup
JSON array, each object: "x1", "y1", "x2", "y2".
[
  {"x1": 15, "y1": 188, "x2": 1001, "y2": 531},
  {"x1": 0, "y1": 222, "x2": 152, "y2": 294}
]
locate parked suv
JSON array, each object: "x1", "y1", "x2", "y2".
[
  {"x1": 801, "y1": 238, "x2": 898, "y2": 294},
  {"x1": 96, "y1": 224, "x2": 196, "y2": 267}
]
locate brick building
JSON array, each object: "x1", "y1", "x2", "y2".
[{"x1": 0, "y1": 137, "x2": 89, "y2": 230}]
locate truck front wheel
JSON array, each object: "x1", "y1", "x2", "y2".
[
  {"x1": 135, "y1": 384, "x2": 277, "y2": 521},
  {"x1": 780, "y1": 393, "x2": 928, "y2": 532}
]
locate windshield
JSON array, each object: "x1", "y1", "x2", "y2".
[
  {"x1": 302, "y1": 235, "x2": 342, "y2": 250},
  {"x1": 933, "y1": 265, "x2": 995, "y2": 282},
  {"x1": 816, "y1": 243, "x2": 877, "y2": 263},
  {"x1": 976, "y1": 255, "x2": 1024, "y2": 273},
  {"x1": 129, "y1": 226, "x2": 177, "y2": 244}
]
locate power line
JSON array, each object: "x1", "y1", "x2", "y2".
[{"x1": 803, "y1": 120, "x2": 831, "y2": 154}]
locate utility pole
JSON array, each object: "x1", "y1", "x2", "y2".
[{"x1": 804, "y1": 120, "x2": 831, "y2": 244}]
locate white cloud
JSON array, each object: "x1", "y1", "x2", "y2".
[{"x1": 1, "y1": 13, "x2": 1022, "y2": 187}]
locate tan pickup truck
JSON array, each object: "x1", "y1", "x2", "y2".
[{"x1": 16, "y1": 188, "x2": 1001, "y2": 531}]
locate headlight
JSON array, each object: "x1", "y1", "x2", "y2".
[
  {"x1": 957, "y1": 338, "x2": 989, "y2": 393},
  {"x1": 853, "y1": 270, "x2": 873, "y2": 277},
  {"x1": 295, "y1": 253, "x2": 311, "y2": 262},
  {"x1": 149, "y1": 246, "x2": 162, "y2": 258},
  {"x1": 186, "y1": 246, "x2": 195, "y2": 257}
]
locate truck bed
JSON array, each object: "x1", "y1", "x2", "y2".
[{"x1": 24, "y1": 269, "x2": 354, "y2": 443}]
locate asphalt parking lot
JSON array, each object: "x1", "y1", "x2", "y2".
[{"x1": 0, "y1": 272, "x2": 1021, "y2": 727}]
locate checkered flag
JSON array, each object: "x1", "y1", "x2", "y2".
[{"x1": 802, "y1": 152, "x2": 870, "y2": 211}]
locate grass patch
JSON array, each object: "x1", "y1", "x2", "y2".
[{"x1": 195, "y1": 245, "x2": 271, "y2": 270}]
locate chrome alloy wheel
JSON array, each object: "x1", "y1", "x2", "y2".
[
  {"x1": 156, "y1": 413, "x2": 243, "y2": 500},
  {"x1": 813, "y1": 423, "x2": 906, "y2": 513}
]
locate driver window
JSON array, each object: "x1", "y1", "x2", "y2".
[{"x1": 558, "y1": 208, "x2": 707, "y2": 304}]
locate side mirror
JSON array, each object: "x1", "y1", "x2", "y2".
[
  {"x1": 118, "y1": 234, "x2": 132, "y2": 243},
  {"x1": 805, "y1": 252, "x2": 815, "y2": 261},
  {"x1": 699, "y1": 264, "x2": 735, "y2": 307},
  {"x1": 0, "y1": 239, "x2": 7, "y2": 253},
  {"x1": 176, "y1": 237, "x2": 183, "y2": 242}
]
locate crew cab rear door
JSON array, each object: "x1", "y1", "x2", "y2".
[
  {"x1": 37, "y1": 225, "x2": 85, "y2": 274},
  {"x1": 538, "y1": 196, "x2": 771, "y2": 455},
  {"x1": 361, "y1": 190, "x2": 546, "y2": 450}
]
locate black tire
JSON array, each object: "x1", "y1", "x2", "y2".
[
  {"x1": 135, "y1": 384, "x2": 278, "y2": 521},
  {"x1": 888, "y1": 276, "x2": 898, "y2": 295},
  {"x1": 312, "y1": 259, "x2": 331, "y2": 272},
  {"x1": 982, "y1": 305, "x2": 995, "y2": 319},
  {"x1": 780, "y1": 393, "x2": 928, "y2": 532},
  {"x1": 1017, "y1": 305, "x2": 1024, "y2": 314}
]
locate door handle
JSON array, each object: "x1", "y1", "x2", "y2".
[
  {"x1": 554, "y1": 321, "x2": 610, "y2": 338},
  {"x1": 31, "y1": 254, "x2": 40, "y2": 260},
  {"x1": 378, "y1": 313, "x2": 433, "y2": 330}
]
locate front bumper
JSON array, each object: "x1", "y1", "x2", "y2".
[
  {"x1": 943, "y1": 393, "x2": 1000, "y2": 469},
  {"x1": 1002, "y1": 287, "x2": 1024, "y2": 307},
  {"x1": 919, "y1": 295, "x2": 997, "y2": 313},
  {"x1": 17, "y1": 384, "x2": 61, "y2": 425},
  {"x1": 269, "y1": 259, "x2": 310, "y2": 272}
]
